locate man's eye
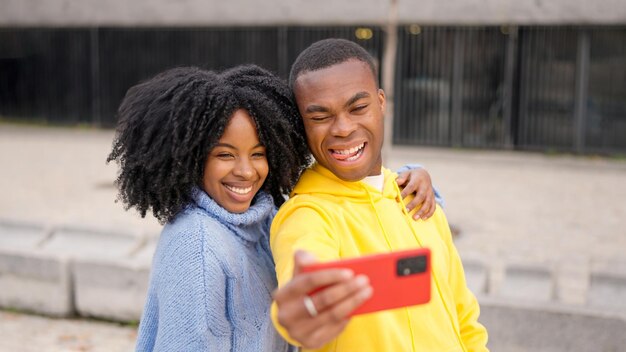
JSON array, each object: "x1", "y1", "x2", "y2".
[
  {"x1": 311, "y1": 116, "x2": 330, "y2": 122},
  {"x1": 353, "y1": 105, "x2": 368, "y2": 112}
]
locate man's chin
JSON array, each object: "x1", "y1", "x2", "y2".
[
  {"x1": 330, "y1": 168, "x2": 369, "y2": 182},
  {"x1": 317, "y1": 158, "x2": 371, "y2": 182}
]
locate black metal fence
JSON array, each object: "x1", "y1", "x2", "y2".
[
  {"x1": 1, "y1": 26, "x2": 624, "y2": 153},
  {"x1": 394, "y1": 26, "x2": 509, "y2": 149},
  {"x1": 0, "y1": 26, "x2": 383, "y2": 127},
  {"x1": 394, "y1": 25, "x2": 626, "y2": 153}
]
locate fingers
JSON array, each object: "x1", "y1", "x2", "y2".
[
  {"x1": 412, "y1": 192, "x2": 432, "y2": 220},
  {"x1": 398, "y1": 169, "x2": 426, "y2": 199},
  {"x1": 319, "y1": 282, "x2": 372, "y2": 322},
  {"x1": 421, "y1": 194, "x2": 437, "y2": 219},
  {"x1": 276, "y1": 277, "x2": 373, "y2": 349},
  {"x1": 273, "y1": 268, "x2": 354, "y2": 302},
  {"x1": 405, "y1": 189, "x2": 426, "y2": 215},
  {"x1": 299, "y1": 283, "x2": 372, "y2": 349},
  {"x1": 397, "y1": 168, "x2": 437, "y2": 220},
  {"x1": 273, "y1": 251, "x2": 374, "y2": 349},
  {"x1": 282, "y1": 275, "x2": 372, "y2": 329},
  {"x1": 292, "y1": 250, "x2": 318, "y2": 276},
  {"x1": 309, "y1": 274, "x2": 371, "y2": 317},
  {"x1": 395, "y1": 172, "x2": 408, "y2": 187}
]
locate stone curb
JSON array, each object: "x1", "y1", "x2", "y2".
[
  {"x1": 73, "y1": 259, "x2": 151, "y2": 322},
  {"x1": 2, "y1": 219, "x2": 626, "y2": 327},
  {"x1": 0, "y1": 220, "x2": 154, "y2": 321},
  {"x1": 0, "y1": 249, "x2": 72, "y2": 317}
]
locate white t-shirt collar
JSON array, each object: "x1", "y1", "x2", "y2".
[{"x1": 362, "y1": 173, "x2": 384, "y2": 191}]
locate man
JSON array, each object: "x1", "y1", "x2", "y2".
[{"x1": 271, "y1": 38, "x2": 488, "y2": 351}]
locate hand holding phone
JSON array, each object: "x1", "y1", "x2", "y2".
[{"x1": 301, "y1": 248, "x2": 431, "y2": 316}]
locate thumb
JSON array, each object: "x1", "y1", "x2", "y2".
[{"x1": 293, "y1": 250, "x2": 317, "y2": 276}]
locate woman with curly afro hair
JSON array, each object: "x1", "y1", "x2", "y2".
[{"x1": 108, "y1": 64, "x2": 437, "y2": 351}]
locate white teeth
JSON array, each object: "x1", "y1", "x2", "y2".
[
  {"x1": 335, "y1": 143, "x2": 365, "y2": 155},
  {"x1": 345, "y1": 150, "x2": 363, "y2": 161},
  {"x1": 226, "y1": 185, "x2": 253, "y2": 195}
]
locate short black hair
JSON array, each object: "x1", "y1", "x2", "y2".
[
  {"x1": 289, "y1": 38, "x2": 378, "y2": 88},
  {"x1": 107, "y1": 65, "x2": 311, "y2": 223}
]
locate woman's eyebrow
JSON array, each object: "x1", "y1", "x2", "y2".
[{"x1": 213, "y1": 143, "x2": 264, "y2": 149}]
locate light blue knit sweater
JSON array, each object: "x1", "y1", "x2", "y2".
[{"x1": 135, "y1": 188, "x2": 291, "y2": 352}]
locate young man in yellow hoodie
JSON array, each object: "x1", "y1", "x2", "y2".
[{"x1": 270, "y1": 38, "x2": 489, "y2": 351}]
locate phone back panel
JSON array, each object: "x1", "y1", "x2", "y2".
[{"x1": 302, "y1": 248, "x2": 431, "y2": 316}]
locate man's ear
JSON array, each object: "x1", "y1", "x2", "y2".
[{"x1": 378, "y1": 88, "x2": 386, "y2": 112}]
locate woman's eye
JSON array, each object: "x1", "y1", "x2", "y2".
[
  {"x1": 311, "y1": 116, "x2": 329, "y2": 122},
  {"x1": 252, "y1": 152, "x2": 266, "y2": 158},
  {"x1": 216, "y1": 153, "x2": 233, "y2": 159}
]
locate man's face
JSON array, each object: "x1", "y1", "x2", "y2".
[{"x1": 293, "y1": 59, "x2": 385, "y2": 182}]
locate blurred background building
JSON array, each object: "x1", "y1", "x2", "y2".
[{"x1": 1, "y1": 0, "x2": 625, "y2": 154}]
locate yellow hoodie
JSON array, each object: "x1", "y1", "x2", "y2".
[{"x1": 270, "y1": 163, "x2": 488, "y2": 352}]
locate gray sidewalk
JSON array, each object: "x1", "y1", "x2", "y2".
[{"x1": 1, "y1": 123, "x2": 626, "y2": 350}]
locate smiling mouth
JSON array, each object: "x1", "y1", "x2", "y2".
[
  {"x1": 330, "y1": 142, "x2": 365, "y2": 162},
  {"x1": 224, "y1": 184, "x2": 253, "y2": 195}
]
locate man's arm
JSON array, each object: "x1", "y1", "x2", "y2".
[{"x1": 270, "y1": 206, "x2": 372, "y2": 349}]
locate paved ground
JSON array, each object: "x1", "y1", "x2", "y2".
[
  {"x1": 1, "y1": 123, "x2": 625, "y2": 350},
  {"x1": 0, "y1": 311, "x2": 136, "y2": 352},
  {"x1": 0, "y1": 124, "x2": 162, "y2": 238}
]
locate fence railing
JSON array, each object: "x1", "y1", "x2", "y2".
[{"x1": 0, "y1": 26, "x2": 624, "y2": 153}]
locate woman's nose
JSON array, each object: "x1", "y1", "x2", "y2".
[{"x1": 233, "y1": 158, "x2": 254, "y2": 179}]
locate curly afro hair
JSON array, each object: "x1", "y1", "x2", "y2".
[{"x1": 107, "y1": 65, "x2": 311, "y2": 224}]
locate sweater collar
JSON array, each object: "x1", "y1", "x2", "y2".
[{"x1": 191, "y1": 187, "x2": 274, "y2": 243}]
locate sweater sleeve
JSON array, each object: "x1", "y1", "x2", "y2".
[
  {"x1": 140, "y1": 223, "x2": 232, "y2": 351},
  {"x1": 433, "y1": 208, "x2": 489, "y2": 351}
]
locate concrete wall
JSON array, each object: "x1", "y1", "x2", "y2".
[
  {"x1": 1, "y1": 0, "x2": 625, "y2": 27},
  {"x1": 480, "y1": 299, "x2": 626, "y2": 352}
]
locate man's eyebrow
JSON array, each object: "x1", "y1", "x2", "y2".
[
  {"x1": 303, "y1": 91, "x2": 371, "y2": 114},
  {"x1": 345, "y1": 91, "x2": 370, "y2": 108},
  {"x1": 304, "y1": 105, "x2": 330, "y2": 114}
]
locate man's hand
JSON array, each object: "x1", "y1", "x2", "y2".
[
  {"x1": 272, "y1": 251, "x2": 373, "y2": 349},
  {"x1": 396, "y1": 167, "x2": 436, "y2": 220}
]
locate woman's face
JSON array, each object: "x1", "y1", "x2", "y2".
[{"x1": 202, "y1": 109, "x2": 269, "y2": 213}]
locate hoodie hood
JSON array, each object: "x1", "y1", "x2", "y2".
[{"x1": 292, "y1": 163, "x2": 400, "y2": 202}]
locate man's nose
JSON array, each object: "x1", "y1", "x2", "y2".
[{"x1": 330, "y1": 113, "x2": 356, "y2": 137}]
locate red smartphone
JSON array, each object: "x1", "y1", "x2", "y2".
[{"x1": 301, "y1": 248, "x2": 431, "y2": 316}]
